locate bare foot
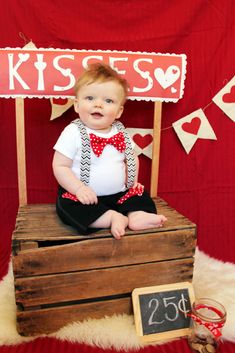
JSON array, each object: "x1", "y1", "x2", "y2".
[
  {"x1": 128, "y1": 211, "x2": 167, "y2": 231},
  {"x1": 110, "y1": 212, "x2": 128, "y2": 240}
]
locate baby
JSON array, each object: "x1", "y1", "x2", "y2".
[{"x1": 53, "y1": 62, "x2": 167, "y2": 239}]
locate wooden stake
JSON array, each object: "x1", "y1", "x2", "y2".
[
  {"x1": 15, "y1": 97, "x2": 27, "y2": 205},
  {"x1": 150, "y1": 101, "x2": 162, "y2": 198}
]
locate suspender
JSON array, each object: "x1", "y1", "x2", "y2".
[
  {"x1": 72, "y1": 119, "x2": 136, "y2": 188},
  {"x1": 72, "y1": 119, "x2": 91, "y2": 186}
]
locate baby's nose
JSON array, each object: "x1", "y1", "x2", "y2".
[{"x1": 94, "y1": 99, "x2": 103, "y2": 108}]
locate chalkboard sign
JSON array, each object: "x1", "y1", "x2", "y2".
[{"x1": 132, "y1": 282, "x2": 195, "y2": 342}]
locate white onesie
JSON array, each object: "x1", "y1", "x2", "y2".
[{"x1": 54, "y1": 123, "x2": 135, "y2": 196}]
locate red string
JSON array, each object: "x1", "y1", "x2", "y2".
[{"x1": 188, "y1": 304, "x2": 225, "y2": 338}]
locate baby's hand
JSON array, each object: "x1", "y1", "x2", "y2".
[
  {"x1": 133, "y1": 182, "x2": 144, "y2": 193},
  {"x1": 76, "y1": 185, "x2": 98, "y2": 205}
]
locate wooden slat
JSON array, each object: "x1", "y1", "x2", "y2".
[
  {"x1": 15, "y1": 258, "x2": 194, "y2": 308},
  {"x1": 15, "y1": 98, "x2": 27, "y2": 206},
  {"x1": 12, "y1": 198, "x2": 196, "y2": 242},
  {"x1": 16, "y1": 297, "x2": 132, "y2": 336},
  {"x1": 150, "y1": 101, "x2": 162, "y2": 198},
  {"x1": 13, "y1": 228, "x2": 196, "y2": 277},
  {"x1": 20, "y1": 242, "x2": 38, "y2": 251}
]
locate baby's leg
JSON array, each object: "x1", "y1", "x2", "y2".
[
  {"x1": 90, "y1": 210, "x2": 128, "y2": 240},
  {"x1": 128, "y1": 211, "x2": 167, "y2": 231}
]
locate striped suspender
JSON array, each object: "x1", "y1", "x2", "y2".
[
  {"x1": 115, "y1": 121, "x2": 136, "y2": 189},
  {"x1": 72, "y1": 119, "x2": 91, "y2": 186}
]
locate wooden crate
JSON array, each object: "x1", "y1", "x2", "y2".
[{"x1": 12, "y1": 197, "x2": 197, "y2": 336}]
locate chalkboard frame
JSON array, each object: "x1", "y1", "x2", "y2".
[{"x1": 132, "y1": 282, "x2": 195, "y2": 342}]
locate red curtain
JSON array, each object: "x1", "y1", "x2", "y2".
[{"x1": 0, "y1": 0, "x2": 234, "y2": 275}]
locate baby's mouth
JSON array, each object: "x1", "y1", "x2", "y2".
[{"x1": 91, "y1": 112, "x2": 103, "y2": 118}]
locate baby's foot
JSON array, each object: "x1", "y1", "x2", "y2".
[
  {"x1": 154, "y1": 214, "x2": 167, "y2": 227},
  {"x1": 128, "y1": 211, "x2": 167, "y2": 231},
  {"x1": 110, "y1": 212, "x2": 128, "y2": 240}
]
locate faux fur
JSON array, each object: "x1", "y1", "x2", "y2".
[
  {"x1": 192, "y1": 248, "x2": 235, "y2": 342},
  {"x1": 0, "y1": 248, "x2": 234, "y2": 349}
]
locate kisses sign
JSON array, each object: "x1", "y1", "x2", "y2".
[{"x1": 0, "y1": 48, "x2": 187, "y2": 102}]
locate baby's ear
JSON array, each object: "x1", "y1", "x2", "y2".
[
  {"x1": 116, "y1": 105, "x2": 124, "y2": 119},
  {"x1": 74, "y1": 99, "x2": 79, "y2": 113}
]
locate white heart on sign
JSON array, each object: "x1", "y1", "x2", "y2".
[
  {"x1": 18, "y1": 53, "x2": 30, "y2": 62},
  {"x1": 154, "y1": 65, "x2": 180, "y2": 89},
  {"x1": 34, "y1": 62, "x2": 47, "y2": 70},
  {"x1": 171, "y1": 87, "x2": 177, "y2": 93}
]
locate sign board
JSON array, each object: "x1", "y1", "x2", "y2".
[
  {"x1": 0, "y1": 48, "x2": 186, "y2": 102},
  {"x1": 132, "y1": 282, "x2": 195, "y2": 342}
]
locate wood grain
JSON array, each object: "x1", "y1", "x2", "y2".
[
  {"x1": 15, "y1": 258, "x2": 194, "y2": 308},
  {"x1": 13, "y1": 198, "x2": 196, "y2": 241},
  {"x1": 13, "y1": 229, "x2": 196, "y2": 277},
  {"x1": 16, "y1": 297, "x2": 132, "y2": 336}
]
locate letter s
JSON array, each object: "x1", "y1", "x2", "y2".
[
  {"x1": 53, "y1": 55, "x2": 75, "y2": 91},
  {"x1": 133, "y1": 59, "x2": 153, "y2": 93}
]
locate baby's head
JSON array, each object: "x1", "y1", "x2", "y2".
[{"x1": 74, "y1": 62, "x2": 129, "y2": 104}]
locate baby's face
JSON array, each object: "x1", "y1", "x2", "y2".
[{"x1": 74, "y1": 81, "x2": 124, "y2": 133}]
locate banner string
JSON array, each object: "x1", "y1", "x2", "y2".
[
  {"x1": 19, "y1": 32, "x2": 31, "y2": 45},
  {"x1": 202, "y1": 101, "x2": 213, "y2": 112},
  {"x1": 161, "y1": 100, "x2": 214, "y2": 131}
]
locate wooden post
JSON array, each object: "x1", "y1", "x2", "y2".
[
  {"x1": 15, "y1": 97, "x2": 27, "y2": 205},
  {"x1": 150, "y1": 101, "x2": 162, "y2": 198}
]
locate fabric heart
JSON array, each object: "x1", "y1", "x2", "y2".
[
  {"x1": 222, "y1": 85, "x2": 235, "y2": 103},
  {"x1": 52, "y1": 98, "x2": 69, "y2": 105},
  {"x1": 182, "y1": 117, "x2": 201, "y2": 135},
  {"x1": 154, "y1": 65, "x2": 180, "y2": 89},
  {"x1": 133, "y1": 133, "x2": 153, "y2": 149}
]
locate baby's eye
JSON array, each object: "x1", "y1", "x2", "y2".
[
  {"x1": 85, "y1": 96, "x2": 94, "y2": 101},
  {"x1": 105, "y1": 98, "x2": 113, "y2": 104}
]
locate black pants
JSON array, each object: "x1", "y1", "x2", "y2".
[{"x1": 56, "y1": 187, "x2": 157, "y2": 234}]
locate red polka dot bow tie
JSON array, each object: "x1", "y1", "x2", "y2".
[{"x1": 89, "y1": 132, "x2": 126, "y2": 157}]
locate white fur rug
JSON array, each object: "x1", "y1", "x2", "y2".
[{"x1": 0, "y1": 248, "x2": 235, "y2": 350}]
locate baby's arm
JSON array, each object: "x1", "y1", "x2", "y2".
[{"x1": 52, "y1": 151, "x2": 98, "y2": 205}]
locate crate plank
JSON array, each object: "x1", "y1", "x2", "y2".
[
  {"x1": 13, "y1": 228, "x2": 195, "y2": 277},
  {"x1": 12, "y1": 198, "x2": 196, "y2": 241},
  {"x1": 20, "y1": 242, "x2": 38, "y2": 251},
  {"x1": 17, "y1": 297, "x2": 132, "y2": 336},
  {"x1": 15, "y1": 258, "x2": 194, "y2": 308}
]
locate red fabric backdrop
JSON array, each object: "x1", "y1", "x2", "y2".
[
  {"x1": 0, "y1": 1, "x2": 235, "y2": 353},
  {"x1": 0, "y1": 0, "x2": 235, "y2": 277}
]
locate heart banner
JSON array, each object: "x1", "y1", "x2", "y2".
[
  {"x1": 172, "y1": 109, "x2": 217, "y2": 154},
  {"x1": 50, "y1": 97, "x2": 74, "y2": 120},
  {"x1": 126, "y1": 128, "x2": 153, "y2": 159},
  {"x1": 212, "y1": 75, "x2": 235, "y2": 122}
]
